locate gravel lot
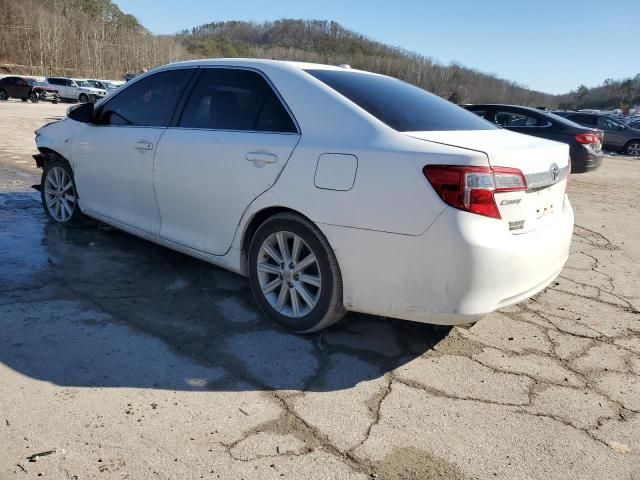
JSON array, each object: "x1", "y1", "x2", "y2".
[{"x1": 1, "y1": 100, "x2": 639, "y2": 479}]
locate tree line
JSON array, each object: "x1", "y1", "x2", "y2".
[
  {"x1": 1, "y1": 0, "x2": 637, "y2": 110},
  {"x1": 0, "y1": 0, "x2": 187, "y2": 79}
]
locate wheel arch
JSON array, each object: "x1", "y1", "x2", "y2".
[
  {"x1": 239, "y1": 206, "x2": 334, "y2": 275},
  {"x1": 34, "y1": 147, "x2": 69, "y2": 169}
]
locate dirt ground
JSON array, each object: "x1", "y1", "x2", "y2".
[{"x1": 1, "y1": 99, "x2": 639, "y2": 480}]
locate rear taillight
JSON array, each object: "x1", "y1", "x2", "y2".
[
  {"x1": 575, "y1": 133, "x2": 599, "y2": 144},
  {"x1": 423, "y1": 165, "x2": 527, "y2": 219}
]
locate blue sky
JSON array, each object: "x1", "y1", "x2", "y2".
[{"x1": 112, "y1": 0, "x2": 638, "y2": 94}]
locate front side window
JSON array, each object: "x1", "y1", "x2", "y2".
[
  {"x1": 305, "y1": 69, "x2": 495, "y2": 132},
  {"x1": 95, "y1": 69, "x2": 193, "y2": 127},
  {"x1": 178, "y1": 68, "x2": 297, "y2": 133}
]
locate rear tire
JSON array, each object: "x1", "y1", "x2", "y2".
[
  {"x1": 40, "y1": 158, "x2": 87, "y2": 227},
  {"x1": 248, "y1": 212, "x2": 346, "y2": 333},
  {"x1": 21, "y1": 97, "x2": 28, "y2": 102},
  {"x1": 0, "y1": 89, "x2": 8, "y2": 100},
  {"x1": 624, "y1": 141, "x2": 640, "y2": 157}
]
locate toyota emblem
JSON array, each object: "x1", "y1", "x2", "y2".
[{"x1": 550, "y1": 163, "x2": 559, "y2": 182}]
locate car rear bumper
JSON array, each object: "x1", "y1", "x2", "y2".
[
  {"x1": 319, "y1": 197, "x2": 574, "y2": 325},
  {"x1": 571, "y1": 145, "x2": 604, "y2": 173}
]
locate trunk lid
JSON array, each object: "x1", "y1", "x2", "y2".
[{"x1": 407, "y1": 129, "x2": 570, "y2": 234}]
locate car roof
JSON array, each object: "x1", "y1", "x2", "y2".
[
  {"x1": 156, "y1": 58, "x2": 374, "y2": 75},
  {"x1": 465, "y1": 104, "x2": 547, "y2": 114}
]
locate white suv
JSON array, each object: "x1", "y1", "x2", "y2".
[{"x1": 45, "y1": 77, "x2": 107, "y2": 103}]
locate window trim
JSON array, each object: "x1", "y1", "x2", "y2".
[
  {"x1": 91, "y1": 67, "x2": 198, "y2": 129},
  {"x1": 170, "y1": 65, "x2": 301, "y2": 135}
]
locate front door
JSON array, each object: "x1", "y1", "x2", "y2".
[
  {"x1": 72, "y1": 68, "x2": 195, "y2": 234},
  {"x1": 154, "y1": 67, "x2": 300, "y2": 255}
]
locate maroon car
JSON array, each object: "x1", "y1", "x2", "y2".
[{"x1": 27, "y1": 79, "x2": 60, "y2": 103}]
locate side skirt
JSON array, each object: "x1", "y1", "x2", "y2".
[{"x1": 83, "y1": 209, "x2": 245, "y2": 276}]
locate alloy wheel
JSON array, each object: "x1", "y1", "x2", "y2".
[
  {"x1": 0, "y1": 90, "x2": 6, "y2": 100},
  {"x1": 44, "y1": 166, "x2": 77, "y2": 222},
  {"x1": 256, "y1": 231, "x2": 322, "y2": 318},
  {"x1": 627, "y1": 143, "x2": 640, "y2": 157}
]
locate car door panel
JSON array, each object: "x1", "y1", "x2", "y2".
[
  {"x1": 72, "y1": 125, "x2": 164, "y2": 234},
  {"x1": 71, "y1": 68, "x2": 195, "y2": 234},
  {"x1": 152, "y1": 66, "x2": 300, "y2": 255},
  {"x1": 154, "y1": 130, "x2": 298, "y2": 254}
]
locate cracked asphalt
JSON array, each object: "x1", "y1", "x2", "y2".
[{"x1": 1, "y1": 101, "x2": 639, "y2": 479}]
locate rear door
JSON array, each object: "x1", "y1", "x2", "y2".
[
  {"x1": 72, "y1": 68, "x2": 195, "y2": 233},
  {"x1": 596, "y1": 116, "x2": 627, "y2": 149},
  {"x1": 154, "y1": 67, "x2": 300, "y2": 255}
]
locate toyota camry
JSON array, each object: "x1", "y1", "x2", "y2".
[{"x1": 33, "y1": 59, "x2": 574, "y2": 332}]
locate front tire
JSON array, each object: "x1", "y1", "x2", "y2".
[
  {"x1": 0, "y1": 89, "x2": 8, "y2": 100},
  {"x1": 29, "y1": 91, "x2": 38, "y2": 103},
  {"x1": 624, "y1": 141, "x2": 640, "y2": 157},
  {"x1": 248, "y1": 212, "x2": 346, "y2": 333},
  {"x1": 40, "y1": 159, "x2": 86, "y2": 226},
  {"x1": 79, "y1": 93, "x2": 88, "y2": 103}
]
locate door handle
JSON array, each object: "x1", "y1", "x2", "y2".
[
  {"x1": 246, "y1": 152, "x2": 277, "y2": 166},
  {"x1": 134, "y1": 141, "x2": 154, "y2": 151}
]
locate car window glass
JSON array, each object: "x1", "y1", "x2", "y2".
[
  {"x1": 568, "y1": 114, "x2": 596, "y2": 126},
  {"x1": 597, "y1": 117, "x2": 622, "y2": 130},
  {"x1": 179, "y1": 68, "x2": 296, "y2": 133},
  {"x1": 494, "y1": 111, "x2": 539, "y2": 127},
  {"x1": 306, "y1": 69, "x2": 495, "y2": 131},
  {"x1": 469, "y1": 109, "x2": 488, "y2": 119},
  {"x1": 95, "y1": 69, "x2": 193, "y2": 127}
]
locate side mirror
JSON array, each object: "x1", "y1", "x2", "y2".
[{"x1": 67, "y1": 102, "x2": 94, "y2": 123}]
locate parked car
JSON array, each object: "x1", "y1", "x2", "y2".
[
  {"x1": 84, "y1": 79, "x2": 120, "y2": 92},
  {"x1": 33, "y1": 60, "x2": 573, "y2": 332},
  {"x1": 44, "y1": 77, "x2": 107, "y2": 103},
  {"x1": 0, "y1": 76, "x2": 39, "y2": 102},
  {"x1": 26, "y1": 79, "x2": 60, "y2": 103},
  {"x1": 553, "y1": 112, "x2": 640, "y2": 156},
  {"x1": 464, "y1": 104, "x2": 604, "y2": 173}
]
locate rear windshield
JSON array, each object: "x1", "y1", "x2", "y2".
[{"x1": 305, "y1": 69, "x2": 496, "y2": 132}]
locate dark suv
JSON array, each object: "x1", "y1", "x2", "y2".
[
  {"x1": 464, "y1": 104, "x2": 604, "y2": 173},
  {"x1": 0, "y1": 76, "x2": 37, "y2": 102},
  {"x1": 553, "y1": 112, "x2": 640, "y2": 157}
]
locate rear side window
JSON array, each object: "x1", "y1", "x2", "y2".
[
  {"x1": 494, "y1": 111, "x2": 541, "y2": 127},
  {"x1": 95, "y1": 69, "x2": 193, "y2": 127},
  {"x1": 597, "y1": 117, "x2": 623, "y2": 130},
  {"x1": 568, "y1": 114, "x2": 596, "y2": 126},
  {"x1": 305, "y1": 69, "x2": 495, "y2": 132},
  {"x1": 467, "y1": 109, "x2": 488, "y2": 119},
  {"x1": 178, "y1": 68, "x2": 297, "y2": 133}
]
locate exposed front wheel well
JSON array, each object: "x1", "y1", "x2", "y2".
[{"x1": 34, "y1": 148, "x2": 68, "y2": 169}]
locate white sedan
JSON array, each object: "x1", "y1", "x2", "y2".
[{"x1": 34, "y1": 59, "x2": 573, "y2": 332}]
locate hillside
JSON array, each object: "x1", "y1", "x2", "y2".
[
  {"x1": 0, "y1": 0, "x2": 187, "y2": 79},
  {"x1": 177, "y1": 19, "x2": 558, "y2": 106},
  {"x1": 1, "y1": 0, "x2": 635, "y2": 109},
  {"x1": 557, "y1": 76, "x2": 640, "y2": 112}
]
